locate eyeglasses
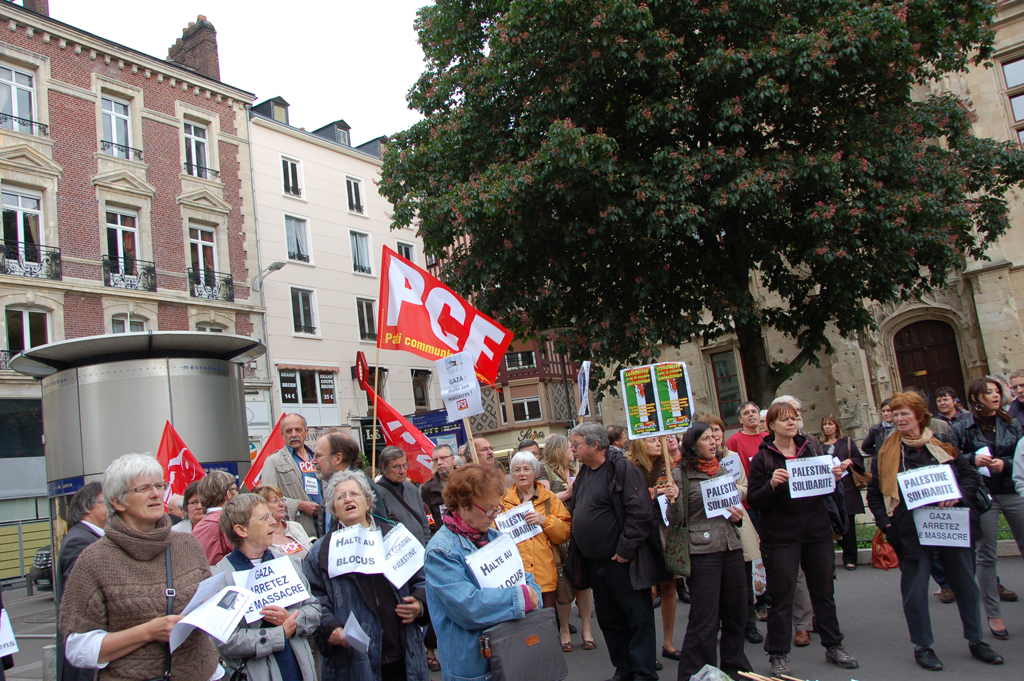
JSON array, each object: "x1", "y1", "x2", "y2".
[
  {"x1": 472, "y1": 501, "x2": 502, "y2": 519},
  {"x1": 434, "y1": 454, "x2": 454, "y2": 462},
  {"x1": 569, "y1": 440, "x2": 585, "y2": 450},
  {"x1": 126, "y1": 482, "x2": 169, "y2": 495},
  {"x1": 250, "y1": 512, "x2": 274, "y2": 523},
  {"x1": 336, "y1": 491, "x2": 364, "y2": 501},
  {"x1": 389, "y1": 463, "x2": 410, "y2": 471}
]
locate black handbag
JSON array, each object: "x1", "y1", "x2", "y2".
[
  {"x1": 479, "y1": 608, "x2": 568, "y2": 681},
  {"x1": 973, "y1": 485, "x2": 994, "y2": 514},
  {"x1": 145, "y1": 546, "x2": 174, "y2": 681}
]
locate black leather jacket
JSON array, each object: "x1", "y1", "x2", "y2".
[{"x1": 948, "y1": 413, "x2": 1024, "y2": 496}]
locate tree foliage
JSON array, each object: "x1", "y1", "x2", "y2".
[{"x1": 381, "y1": 0, "x2": 1024, "y2": 403}]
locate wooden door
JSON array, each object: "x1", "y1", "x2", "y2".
[{"x1": 893, "y1": 320, "x2": 967, "y2": 410}]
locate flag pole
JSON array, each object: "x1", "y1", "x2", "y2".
[
  {"x1": 371, "y1": 344, "x2": 382, "y2": 476},
  {"x1": 462, "y1": 417, "x2": 479, "y2": 464}
]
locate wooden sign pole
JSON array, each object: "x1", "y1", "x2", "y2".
[{"x1": 463, "y1": 417, "x2": 479, "y2": 463}]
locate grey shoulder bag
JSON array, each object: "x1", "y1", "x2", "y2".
[{"x1": 479, "y1": 608, "x2": 568, "y2": 681}]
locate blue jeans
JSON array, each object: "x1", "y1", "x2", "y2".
[
  {"x1": 897, "y1": 545, "x2": 982, "y2": 647},
  {"x1": 590, "y1": 559, "x2": 658, "y2": 681}
]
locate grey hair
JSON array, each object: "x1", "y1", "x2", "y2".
[
  {"x1": 103, "y1": 453, "x2": 163, "y2": 516},
  {"x1": 773, "y1": 394, "x2": 801, "y2": 409},
  {"x1": 219, "y1": 493, "x2": 266, "y2": 545},
  {"x1": 510, "y1": 451, "x2": 541, "y2": 476},
  {"x1": 324, "y1": 469, "x2": 376, "y2": 520},
  {"x1": 167, "y1": 494, "x2": 184, "y2": 511},
  {"x1": 453, "y1": 455, "x2": 466, "y2": 467},
  {"x1": 379, "y1": 445, "x2": 407, "y2": 470},
  {"x1": 432, "y1": 444, "x2": 453, "y2": 457},
  {"x1": 570, "y1": 422, "x2": 609, "y2": 450},
  {"x1": 68, "y1": 481, "x2": 103, "y2": 526}
]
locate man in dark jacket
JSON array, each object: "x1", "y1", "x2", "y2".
[
  {"x1": 569, "y1": 422, "x2": 669, "y2": 681},
  {"x1": 860, "y1": 398, "x2": 895, "y2": 458},
  {"x1": 421, "y1": 444, "x2": 456, "y2": 536},
  {"x1": 376, "y1": 445, "x2": 431, "y2": 546}
]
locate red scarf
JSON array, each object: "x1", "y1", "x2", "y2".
[
  {"x1": 696, "y1": 457, "x2": 720, "y2": 477},
  {"x1": 442, "y1": 508, "x2": 489, "y2": 547}
]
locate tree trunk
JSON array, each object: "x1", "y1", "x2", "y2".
[{"x1": 734, "y1": 318, "x2": 779, "y2": 408}]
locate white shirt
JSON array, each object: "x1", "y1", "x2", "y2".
[
  {"x1": 65, "y1": 631, "x2": 224, "y2": 681},
  {"x1": 80, "y1": 521, "x2": 105, "y2": 537}
]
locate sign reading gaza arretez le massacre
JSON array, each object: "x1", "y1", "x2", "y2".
[{"x1": 913, "y1": 507, "x2": 971, "y2": 548}]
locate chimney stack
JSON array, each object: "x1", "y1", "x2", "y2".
[
  {"x1": 167, "y1": 15, "x2": 221, "y2": 81},
  {"x1": 21, "y1": 1, "x2": 50, "y2": 15}
]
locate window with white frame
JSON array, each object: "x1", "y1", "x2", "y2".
[
  {"x1": 350, "y1": 231, "x2": 371, "y2": 274},
  {"x1": 101, "y1": 96, "x2": 132, "y2": 158},
  {"x1": 5, "y1": 307, "x2": 47, "y2": 355},
  {"x1": 196, "y1": 323, "x2": 224, "y2": 333},
  {"x1": 396, "y1": 242, "x2": 414, "y2": 261},
  {"x1": 346, "y1": 177, "x2": 365, "y2": 214},
  {"x1": 512, "y1": 396, "x2": 542, "y2": 422},
  {"x1": 106, "y1": 210, "x2": 138, "y2": 276},
  {"x1": 412, "y1": 369, "x2": 432, "y2": 411},
  {"x1": 282, "y1": 157, "x2": 302, "y2": 197},
  {"x1": 291, "y1": 288, "x2": 316, "y2": 334},
  {"x1": 184, "y1": 122, "x2": 210, "y2": 178},
  {"x1": 111, "y1": 313, "x2": 146, "y2": 334},
  {"x1": 285, "y1": 215, "x2": 310, "y2": 263},
  {"x1": 505, "y1": 350, "x2": 536, "y2": 370},
  {"x1": 189, "y1": 225, "x2": 217, "y2": 283},
  {"x1": 361, "y1": 366, "x2": 388, "y2": 408},
  {"x1": 710, "y1": 349, "x2": 743, "y2": 426},
  {"x1": 0, "y1": 64, "x2": 36, "y2": 134},
  {"x1": 279, "y1": 368, "x2": 336, "y2": 405},
  {"x1": 356, "y1": 298, "x2": 376, "y2": 341},
  {"x1": 2, "y1": 190, "x2": 42, "y2": 267}
]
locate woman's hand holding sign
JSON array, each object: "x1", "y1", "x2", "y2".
[
  {"x1": 832, "y1": 465, "x2": 844, "y2": 482},
  {"x1": 727, "y1": 506, "x2": 744, "y2": 523},
  {"x1": 770, "y1": 468, "x2": 790, "y2": 490},
  {"x1": 662, "y1": 480, "x2": 680, "y2": 501},
  {"x1": 523, "y1": 510, "x2": 546, "y2": 526}
]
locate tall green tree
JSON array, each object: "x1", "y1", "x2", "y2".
[{"x1": 381, "y1": 0, "x2": 1024, "y2": 405}]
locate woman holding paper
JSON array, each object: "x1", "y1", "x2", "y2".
[
  {"x1": 58, "y1": 453, "x2": 221, "y2": 681},
  {"x1": 302, "y1": 469, "x2": 430, "y2": 681},
  {"x1": 747, "y1": 401, "x2": 859, "y2": 677},
  {"x1": 819, "y1": 415, "x2": 867, "y2": 570},
  {"x1": 866, "y1": 390, "x2": 1001, "y2": 670},
  {"x1": 662, "y1": 421, "x2": 751, "y2": 679},
  {"x1": 949, "y1": 377, "x2": 1024, "y2": 640},
  {"x1": 211, "y1": 493, "x2": 321, "y2": 681}
]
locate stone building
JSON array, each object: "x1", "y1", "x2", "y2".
[{"x1": 0, "y1": 2, "x2": 263, "y2": 520}]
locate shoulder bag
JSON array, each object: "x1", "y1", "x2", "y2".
[
  {"x1": 479, "y1": 607, "x2": 569, "y2": 681},
  {"x1": 663, "y1": 466, "x2": 691, "y2": 577},
  {"x1": 145, "y1": 546, "x2": 174, "y2": 681}
]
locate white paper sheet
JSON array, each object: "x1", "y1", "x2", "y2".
[
  {"x1": 170, "y1": 586, "x2": 256, "y2": 651},
  {"x1": 699, "y1": 476, "x2": 742, "y2": 520},
  {"x1": 720, "y1": 453, "x2": 743, "y2": 481},
  {"x1": 242, "y1": 556, "x2": 311, "y2": 624},
  {"x1": 897, "y1": 465, "x2": 962, "y2": 511},
  {"x1": 976, "y1": 446, "x2": 992, "y2": 477},
  {"x1": 913, "y1": 507, "x2": 971, "y2": 547},
  {"x1": 382, "y1": 524, "x2": 424, "y2": 589},
  {"x1": 328, "y1": 524, "x2": 386, "y2": 578},
  {"x1": 343, "y1": 611, "x2": 370, "y2": 654},
  {"x1": 494, "y1": 501, "x2": 544, "y2": 544},
  {"x1": 785, "y1": 455, "x2": 836, "y2": 498},
  {"x1": 657, "y1": 495, "x2": 670, "y2": 526},
  {"x1": 466, "y1": 533, "x2": 526, "y2": 589}
]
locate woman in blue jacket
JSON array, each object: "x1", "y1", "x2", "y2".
[{"x1": 425, "y1": 463, "x2": 541, "y2": 681}]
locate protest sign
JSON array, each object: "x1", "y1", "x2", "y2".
[
  {"x1": 0, "y1": 609, "x2": 18, "y2": 656},
  {"x1": 620, "y1": 362, "x2": 695, "y2": 439},
  {"x1": 577, "y1": 361, "x2": 591, "y2": 417},
  {"x1": 720, "y1": 453, "x2": 743, "y2": 481},
  {"x1": 657, "y1": 495, "x2": 670, "y2": 526},
  {"x1": 897, "y1": 465, "x2": 962, "y2": 511},
  {"x1": 171, "y1": 582, "x2": 255, "y2": 652},
  {"x1": 328, "y1": 524, "x2": 386, "y2": 578},
  {"x1": 383, "y1": 524, "x2": 425, "y2": 589},
  {"x1": 466, "y1": 533, "x2": 526, "y2": 589},
  {"x1": 700, "y1": 476, "x2": 743, "y2": 520},
  {"x1": 751, "y1": 559, "x2": 766, "y2": 596},
  {"x1": 241, "y1": 557, "x2": 311, "y2": 624},
  {"x1": 494, "y1": 501, "x2": 544, "y2": 544},
  {"x1": 913, "y1": 507, "x2": 971, "y2": 547},
  {"x1": 785, "y1": 456, "x2": 836, "y2": 498},
  {"x1": 435, "y1": 352, "x2": 484, "y2": 421}
]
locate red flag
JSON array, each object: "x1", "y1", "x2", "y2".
[
  {"x1": 244, "y1": 412, "x2": 286, "y2": 491},
  {"x1": 156, "y1": 421, "x2": 206, "y2": 504},
  {"x1": 357, "y1": 371, "x2": 434, "y2": 484},
  {"x1": 377, "y1": 246, "x2": 514, "y2": 385}
]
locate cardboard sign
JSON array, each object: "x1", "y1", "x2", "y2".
[
  {"x1": 466, "y1": 533, "x2": 526, "y2": 589},
  {"x1": 435, "y1": 351, "x2": 484, "y2": 421},
  {"x1": 0, "y1": 609, "x2": 18, "y2": 656},
  {"x1": 785, "y1": 456, "x2": 836, "y2": 498},
  {"x1": 720, "y1": 453, "x2": 743, "y2": 481},
  {"x1": 913, "y1": 507, "x2": 971, "y2": 547},
  {"x1": 242, "y1": 557, "x2": 311, "y2": 624},
  {"x1": 383, "y1": 524, "x2": 425, "y2": 588},
  {"x1": 494, "y1": 501, "x2": 544, "y2": 544},
  {"x1": 700, "y1": 476, "x2": 742, "y2": 519},
  {"x1": 328, "y1": 524, "x2": 386, "y2": 577},
  {"x1": 897, "y1": 465, "x2": 962, "y2": 511},
  {"x1": 577, "y1": 361, "x2": 591, "y2": 417},
  {"x1": 620, "y1": 362, "x2": 696, "y2": 439}
]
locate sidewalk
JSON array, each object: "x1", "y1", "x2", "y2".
[{"x1": 2, "y1": 587, "x2": 55, "y2": 681}]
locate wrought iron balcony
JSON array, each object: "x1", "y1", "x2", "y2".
[
  {"x1": 184, "y1": 162, "x2": 220, "y2": 179},
  {"x1": 102, "y1": 255, "x2": 156, "y2": 292},
  {"x1": 101, "y1": 140, "x2": 144, "y2": 161},
  {"x1": 353, "y1": 263, "x2": 372, "y2": 275},
  {"x1": 187, "y1": 268, "x2": 234, "y2": 302},
  {"x1": 1, "y1": 241, "x2": 61, "y2": 280},
  {"x1": 0, "y1": 350, "x2": 11, "y2": 371},
  {"x1": 359, "y1": 331, "x2": 377, "y2": 341},
  {"x1": 294, "y1": 324, "x2": 317, "y2": 335},
  {"x1": 288, "y1": 250, "x2": 309, "y2": 263},
  {"x1": 0, "y1": 114, "x2": 48, "y2": 136}
]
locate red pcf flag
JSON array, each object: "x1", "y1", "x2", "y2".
[
  {"x1": 356, "y1": 368, "x2": 434, "y2": 484},
  {"x1": 377, "y1": 246, "x2": 514, "y2": 385},
  {"x1": 243, "y1": 412, "x2": 286, "y2": 491},
  {"x1": 156, "y1": 421, "x2": 206, "y2": 504}
]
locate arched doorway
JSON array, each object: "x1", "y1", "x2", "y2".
[{"x1": 893, "y1": 320, "x2": 967, "y2": 410}]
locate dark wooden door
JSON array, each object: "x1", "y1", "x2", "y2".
[{"x1": 893, "y1": 320, "x2": 967, "y2": 411}]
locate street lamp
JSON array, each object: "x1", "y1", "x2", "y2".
[
  {"x1": 251, "y1": 261, "x2": 286, "y2": 292},
  {"x1": 250, "y1": 261, "x2": 287, "y2": 428}
]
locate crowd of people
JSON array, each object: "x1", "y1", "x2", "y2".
[{"x1": 49, "y1": 381, "x2": 1024, "y2": 680}]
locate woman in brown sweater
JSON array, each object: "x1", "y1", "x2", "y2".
[{"x1": 59, "y1": 453, "x2": 221, "y2": 681}]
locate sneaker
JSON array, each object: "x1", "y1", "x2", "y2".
[
  {"x1": 969, "y1": 641, "x2": 1004, "y2": 665},
  {"x1": 914, "y1": 646, "x2": 943, "y2": 671},
  {"x1": 745, "y1": 627, "x2": 763, "y2": 644},
  {"x1": 769, "y1": 654, "x2": 790, "y2": 676},
  {"x1": 826, "y1": 645, "x2": 859, "y2": 669},
  {"x1": 998, "y1": 583, "x2": 1018, "y2": 602},
  {"x1": 939, "y1": 587, "x2": 955, "y2": 604},
  {"x1": 755, "y1": 607, "x2": 768, "y2": 622}
]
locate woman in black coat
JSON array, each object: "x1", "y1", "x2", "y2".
[{"x1": 819, "y1": 415, "x2": 866, "y2": 570}]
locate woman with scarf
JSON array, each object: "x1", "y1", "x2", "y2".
[
  {"x1": 663, "y1": 422, "x2": 751, "y2": 680},
  {"x1": 424, "y1": 464, "x2": 541, "y2": 681},
  {"x1": 211, "y1": 494, "x2": 320, "y2": 681},
  {"x1": 866, "y1": 391, "x2": 1001, "y2": 670}
]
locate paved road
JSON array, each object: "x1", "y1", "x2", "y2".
[{"x1": 6, "y1": 556, "x2": 1024, "y2": 681}]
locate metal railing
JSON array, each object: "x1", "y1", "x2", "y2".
[
  {"x1": 0, "y1": 519, "x2": 50, "y2": 583},
  {"x1": 187, "y1": 267, "x2": 234, "y2": 302},
  {"x1": 0, "y1": 349, "x2": 11, "y2": 371},
  {"x1": 353, "y1": 263, "x2": 372, "y2": 274},
  {"x1": 0, "y1": 113, "x2": 48, "y2": 136},
  {"x1": 184, "y1": 162, "x2": 220, "y2": 179},
  {"x1": 288, "y1": 250, "x2": 310, "y2": 263},
  {"x1": 294, "y1": 324, "x2": 317, "y2": 335},
  {"x1": 101, "y1": 140, "x2": 144, "y2": 161},
  {"x1": 102, "y1": 255, "x2": 156, "y2": 292},
  {"x1": 0, "y1": 241, "x2": 62, "y2": 280}
]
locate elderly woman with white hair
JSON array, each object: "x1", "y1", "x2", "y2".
[
  {"x1": 302, "y1": 469, "x2": 430, "y2": 681},
  {"x1": 499, "y1": 450, "x2": 573, "y2": 647},
  {"x1": 58, "y1": 453, "x2": 221, "y2": 681}
]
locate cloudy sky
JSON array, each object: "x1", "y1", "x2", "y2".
[{"x1": 51, "y1": 0, "x2": 432, "y2": 145}]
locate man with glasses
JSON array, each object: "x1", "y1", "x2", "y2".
[
  {"x1": 376, "y1": 445, "x2": 431, "y2": 546},
  {"x1": 311, "y1": 431, "x2": 390, "y2": 534},
  {"x1": 567, "y1": 422, "x2": 668, "y2": 681},
  {"x1": 474, "y1": 437, "x2": 498, "y2": 468},
  {"x1": 422, "y1": 444, "x2": 456, "y2": 536}
]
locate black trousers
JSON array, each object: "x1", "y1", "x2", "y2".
[
  {"x1": 590, "y1": 558, "x2": 658, "y2": 681},
  {"x1": 744, "y1": 560, "x2": 757, "y2": 631},
  {"x1": 838, "y1": 514, "x2": 859, "y2": 566},
  {"x1": 897, "y1": 545, "x2": 982, "y2": 647},
  {"x1": 678, "y1": 549, "x2": 752, "y2": 679},
  {"x1": 762, "y1": 541, "x2": 844, "y2": 654}
]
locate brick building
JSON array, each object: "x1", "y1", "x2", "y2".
[{"x1": 0, "y1": 1, "x2": 264, "y2": 520}]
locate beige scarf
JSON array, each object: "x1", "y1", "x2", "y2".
[{"x1": 877, "y1": 427, "x2": 958, "y2": 515}]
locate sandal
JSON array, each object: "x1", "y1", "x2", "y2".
[
  {"x1": 426, "y1": 653, "x2": 441, "y2": 672},
  {"x1": 582, "y1": 639, "x2": 597, "y2": 650},
  {"x1": 562, "y1": 641, "x2": 574, "y2": 652}
]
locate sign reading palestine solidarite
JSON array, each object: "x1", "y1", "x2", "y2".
[
  {"x1": 785, "y1": 455, "x2": 836, "y2": 499},
  {"x1": 897, "y1": 465, "x2": 962, "y2": 511},
  {"x1": 620, "y1": 362, "x2": 696, "y2": 439}
]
